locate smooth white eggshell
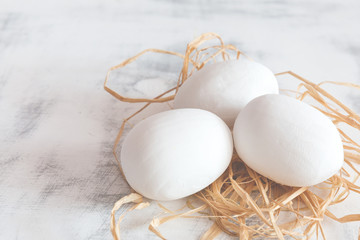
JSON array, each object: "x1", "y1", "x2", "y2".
[
  {"x1": 173, "y1": 58, "x2": 279, "y2": 126},
  {"x1": 121, "y1": 108, "x2": 233, "y2": 201},
  {"x1": 233, "y1": 94, "x2": 344, "y2": 187}
]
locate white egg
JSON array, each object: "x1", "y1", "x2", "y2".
[
  {"x1": 233, "y1": 94, "x2": 344, "y2": 187},
  {"x1": 121, "y1": 108, "x2": 233, "y2": 201},
  {"x1": 174, "y1": 58, "x2": 279, "y2": 127}
]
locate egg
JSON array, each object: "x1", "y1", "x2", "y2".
[
  {"x1": 173, "y1": 58, "x2": 279, "y2": 127},
  {"x1": 233, "y1": 94, "x2": 344, "y2": 187},
  {"x1": 121, "y1": 108, "x2": 233, "y2": 201}
]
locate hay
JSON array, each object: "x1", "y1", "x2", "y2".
[{"x1": 105, "y1": 33, "x2": 360, "y2": 240}]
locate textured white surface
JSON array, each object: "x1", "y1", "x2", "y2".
[
  {"x1": 233, "y1": 94, "x2": 344, "y2": 187},
  {"x1": 1, "y1": 0, "x2": 360, "y2": 239}
]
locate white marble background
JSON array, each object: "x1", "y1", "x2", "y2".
[{"x1": 1, "y1": 0, "x2": 360, "y2": 239}]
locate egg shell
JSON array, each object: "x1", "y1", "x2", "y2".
[
  {"x1": 173, "y1": 58, "x2": 279, "y2": 127},
  {"x1": 121, "y1": 108, "x2": 233, "y2": 201},
  {"x1": 233, "y1": 94, "x2": 344, "y2": 187}
]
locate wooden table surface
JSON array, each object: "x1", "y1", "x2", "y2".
[{"x1": 1, "y1": 0, "x2": 360, "y2": 239}]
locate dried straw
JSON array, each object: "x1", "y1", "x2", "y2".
[{"x1": 105, "y1": 33, "x2": 360, "y2": 240}]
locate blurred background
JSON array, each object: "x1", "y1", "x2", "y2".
[{"x1": 1, "y1": 0, "x2": 359, "y2": 239}]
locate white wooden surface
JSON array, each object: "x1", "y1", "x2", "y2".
[{"x1": 1, "y1": 0, "x2": 360, "y2": 239}]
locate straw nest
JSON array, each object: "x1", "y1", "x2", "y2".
[{"x1": 105, "y1": 33, "x2": 360, "y2": 240}]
